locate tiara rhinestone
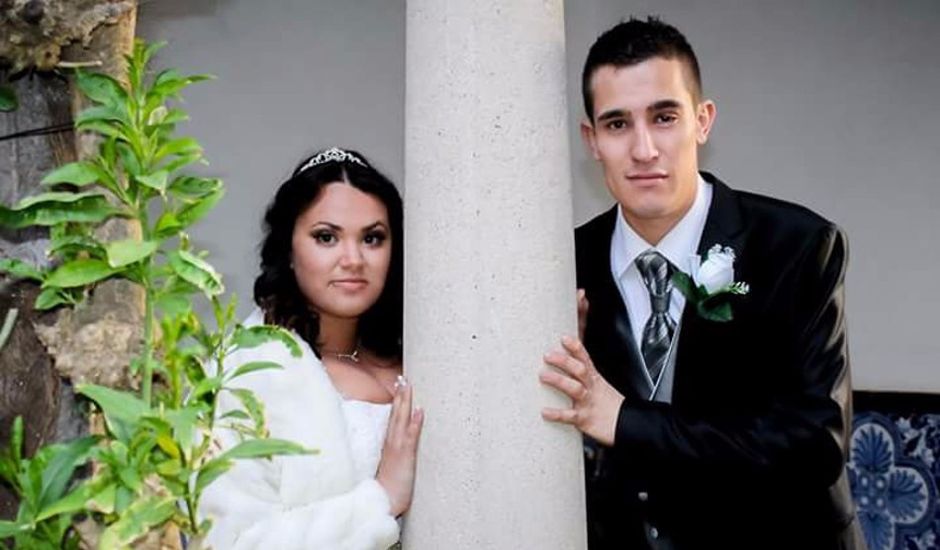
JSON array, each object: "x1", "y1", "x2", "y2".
[{"x1": 298, "y1": 147, "x2": 366, "y2": 173}]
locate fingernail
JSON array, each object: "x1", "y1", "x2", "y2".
[{"x1": 395, "y1": 375, "x2": 408, "y2": 388}]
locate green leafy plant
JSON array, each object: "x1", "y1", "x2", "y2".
[
  {"x1": 0, "y1": 40, "x2": 312, "y2": 547},
  {"x1": 0, "y1": 417, "x2": 94, "y2": 549}
]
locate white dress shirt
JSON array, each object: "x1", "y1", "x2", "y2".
[{"x1": 609, "y1": 175, "x2": 713, "y2": 395}]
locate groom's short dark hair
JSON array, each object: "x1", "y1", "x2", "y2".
[{"x1": 582, "y1": 16, "x2": 703, "y2": 120}]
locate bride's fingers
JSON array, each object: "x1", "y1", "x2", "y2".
[
  {"x1": 407, "y1": 406, "x2": 424, "y2": 443},
  {"x1": 386, "y1": 382, "x2": 405, "y2": 442},
  {"x1": 392, "y1": 384, "x2": 413, "y2": 440}
]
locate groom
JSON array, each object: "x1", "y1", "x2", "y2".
[{"x1": 540, "y1": 17, "x2": 865, "y2": 549}]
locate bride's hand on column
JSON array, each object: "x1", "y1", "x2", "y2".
[{"x1": 376, "y1": 377, "x2": 424, "y2": 516}]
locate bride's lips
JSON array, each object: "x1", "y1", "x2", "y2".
[{"x1": 331, "y1": 278, "x2": 368, "y2": 291}]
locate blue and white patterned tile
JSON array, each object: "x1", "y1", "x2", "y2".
[{"x1": 849, "y1": 412, "x2": 939, "y2": 550}]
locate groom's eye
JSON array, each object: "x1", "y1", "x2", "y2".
[
  {"x1": 653, "y1": 112, "x2": 678, "y2": 125},
  {"x1": 606, "y1": 120, "x2": 627, "y2": 131}
]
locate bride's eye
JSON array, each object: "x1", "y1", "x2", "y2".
[
  {"x1": 312, "y1": 230, "x2": 336, "y2": 245},
  {"x1": 363, "y1": 230, "x2": 388, "y2": 246}
]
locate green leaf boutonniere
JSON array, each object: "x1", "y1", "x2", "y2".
[{"x1": 672, "y1": 244, "x2": 749, "y2": 322}]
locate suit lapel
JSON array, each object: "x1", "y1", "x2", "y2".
[
  {"x1": 673, "y1": 173, "x2": 747, "y2": 400},
  {"x1": 585, "y1": 208, "x2": 651, "y2": 400}
]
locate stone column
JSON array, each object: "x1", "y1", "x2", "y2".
[{"x1": 403, "y1": 2, "x2": 586, "y2": 548}]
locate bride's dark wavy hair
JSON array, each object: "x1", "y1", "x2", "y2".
[{"x1": 253, "y1": 149, "x2": 403, "y2": 359}]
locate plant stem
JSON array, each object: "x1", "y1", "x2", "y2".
[
  {"x1": 138, "y1": 197, "x2": 156, "y2": 406},
  {"x1": 0, "y1": 308, "x2": 18, "y2": 353},
  {"x1": 141, "y1": 284, "x2": 154, "y2": 406},
  {"x1": 187, "y1": 492, "x2": 200, "y2": 536}
]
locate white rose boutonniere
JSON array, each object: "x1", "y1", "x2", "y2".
[{"x1": 672, "y1": 244, "x2": 749, "y2": 322}]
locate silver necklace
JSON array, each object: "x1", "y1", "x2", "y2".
[{"x1": 323, "y1": 348, "x2": 360, "y2": 363}]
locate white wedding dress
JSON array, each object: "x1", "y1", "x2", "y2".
[
  {"x1": 340, "y1": 399, "x2": 392, "y2": 481},
  {"x1": 200, "y1": 309, "x2": 399, "y2": 550}
]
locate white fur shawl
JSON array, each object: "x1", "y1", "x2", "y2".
[{"x1": 200, "y1": 309, "x2": 399, "y2": 550}]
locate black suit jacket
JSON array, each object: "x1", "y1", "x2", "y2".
[{"x1": 576, "y1": 173, "x2": 865, "y2": 550}]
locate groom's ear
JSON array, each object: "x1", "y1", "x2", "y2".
[
  {"x1": 580, "y1": 119, "x2": 601, "y2": 160},
  {"x1": 695, "y1": 100, "x2": 717, "y2": 145}
]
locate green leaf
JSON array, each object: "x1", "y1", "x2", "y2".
[
  {"x1": 116, "y1": 465, "x2": 142, "y2": 491},
  {"x1": 155, "y1": 137, "x2": 202, "y2": 160},
  {"x1": 44, "y1": 259, "x2": 115, "y2": 288},
  {"x1": 168, "y1": 249, "x2": 223, "y2": 296},
  {"x1": 114, "y1": 484, "x2": 133, "y2": 514},
  {"x1": 218, "y1": 438, "x2": 312, "y2": 462},
  {"x1": 153, "y1": 211, "x2": 182, "y2": 238},
  {"x1": 10, "y1": 190, "x2": 104, "y2": 210},
  {"x1": 154, "y1": 107, "x2": 188, "y2": 126},
  {"x1": 148, "y1": 70, "x2": 211, "y2": 100},
  {"x1": 75, "y1": 105, "x2": 128, "y2": 126},
  {"x1": 698, "y1": 300, "x2": 733, "y2": 323},
  {"x1": 155, "y1": 458, "x2": 182, "y2": 477},
  {"x1": 219, "y1": 410, "x2": 250, "y2": 421},
  {"x1": 135, "y1": 170, "x2": 169, "y2": 193},
  {"x1": 0, "y1": 520, "x2": 28, "y2": 537},
  {"x1": 40, "y1": 161, "x2": 100, "y2": 186},
  {"x1": 0, "y1": 84, "x2": 17, "y2": 112},
  {"x1": 168, "y1": 175, "x2": 221, "y2": 200},
  {"x1": 11, "y1": 416, "x2": 24, "y2": 465},
  {"x1": 116, "y1": 142, "x2": 143, "y2": 177},
  {"x1": 0, "y1": 258, "x2": 44, "y2": 282},
  {"x1": 48, "y1": 234, "x2": 106, "y2": 259},
  {"x1": 37, "y1": 436, "x2": 96, "y2": 510},
  {"x1": 105, "y1": 239, "x2": 158, "y2": 268},
  {"x1": 97, "y1": 495, "x2": 176, "y2": 550},
  {"x1": 227, "y1": 388, "x2": 266, "y2": 436},
  {"x1": 87, "y1": 479, "x2": 116, "y2": 514},
  {"x1": 231, "y1": 324, "x2": 302, "y2": 358},
  {"x1": 140, "y1": 40, "x2": 167, "y2": 68},
  {"x1": 0, "y1": 194, "x2": 122, "y2": 228},
  {"x1": 190, "y1": 376, "x2": 222, "y2": 402},
  {"x1": 228, "y1": 361, "x2": 283, "y2": 380},
  {"x1": 176, "y1": 188, "x2": 223, "y2": 228},
  {"x1": 160, "y1": 152, "x2": 203, "y2": 173},
  {"x1": 34, "y1": 287, "x2": 77, "y2": 310},
  {"x1": 194, "y1": 458, "x2": 233, "y2": 494},
  {"x1": 164, "y1": 408, "x2": 198, "y2": 460},
  {"x1": 76, "y1": 71, "x2": 128, "y2": 107},
  {"x1": 76, "y1": 384, "x2": 151, "y2": 440},
  {"x1": 76, "y1": 119, "x2": 125, "y2": 140},
  {"x1": 671, "y1": 270, "x2": 699, "y2": 302},
  {"x1": 36, "y1": 475, "x2": 109, "y2": 521}
]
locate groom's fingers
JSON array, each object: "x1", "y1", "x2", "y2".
[
  {"x1": 577, "y1": 289, "x2": 589, "y2": 341},
  {"x1": 539, "y1": 368, "x2": 587, "y2": 400},
  {"x1": 541, "y1": 406, "x2": 578, "y2": 425},
  {"x1": 561, "y1": 336, "x2": 593, "y2": 371},
  {"x1": 544, "y1": 349, "x2": 588, "y2": 383}
]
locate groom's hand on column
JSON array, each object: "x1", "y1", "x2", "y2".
[
  {"x1": 577, "y1": 288, "x2": 589, "y2": 343},
  {"x1": 540, "y1": 336, "x2": 624, "y2": 446}
]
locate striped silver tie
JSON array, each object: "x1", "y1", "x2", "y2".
[{"x1": 635, "y1": 250, "x2": 676, "y2": 386}]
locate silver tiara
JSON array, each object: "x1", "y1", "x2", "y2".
[{"x1": 299, "y1": 147, "x2": 366, "y2": 173}]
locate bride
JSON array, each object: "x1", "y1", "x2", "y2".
[{"x1": 201, "y1": 147, "x2": 422, "y2": 549}]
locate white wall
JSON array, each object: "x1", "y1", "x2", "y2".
[{"x1": 140, "y1": 1, "x2": 940, "y2": 392}]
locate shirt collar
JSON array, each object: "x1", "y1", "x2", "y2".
[{"x1": 611, "y1": 174, "x2": 713, "y2": 277}]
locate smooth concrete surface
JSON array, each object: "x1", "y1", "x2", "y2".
[{"x1": 402, "y1": 1, "x2": 586, "y2": 547}]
